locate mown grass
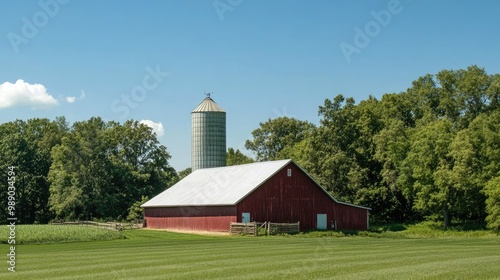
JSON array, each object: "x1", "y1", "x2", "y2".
[
  {"x1": 0, "y1": 224, "x2": 125, "y2": 244},
  {"x1": 0, "y1": 228, "x2": 499, "y2": 279},
  {"x1": 2, "y1": 221, "x2": 496, "y2": 245}
]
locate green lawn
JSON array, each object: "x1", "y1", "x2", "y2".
[
  {"x1": 1, "y1": 229, "x2": 499, "y2": 279},
  {"x1": 0, "y1": 224, "x2": 125, "y2": 244}
]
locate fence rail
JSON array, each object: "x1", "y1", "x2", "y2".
[
  {"x1": 266, "y1": 222, "x2": 300, "y2": 235},
  {"x1": 230, "y1": 222, "x2": 257, "y2": 236},
  {"x1": 230, "y1": 221, "x2": 300, "y2": 236},
  {"x1": 51, "y1": 221, "x2": 144, "y2": 231}
]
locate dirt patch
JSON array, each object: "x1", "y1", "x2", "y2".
[{"x1": 145, "y1": 228, "x2": 230, "y2": 236}]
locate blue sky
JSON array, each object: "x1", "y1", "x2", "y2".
[{"x1": 1, "y1": 0, "x2": 499, "y2": 171}]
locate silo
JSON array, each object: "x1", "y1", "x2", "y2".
[{"x1": 191, "y1": 96, "x2": 226, "y2": 171}]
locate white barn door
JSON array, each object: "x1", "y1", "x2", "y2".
[{"x1": 317, "y1": 214, "x2": 327, "y2": 230}]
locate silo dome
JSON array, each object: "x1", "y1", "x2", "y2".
[{"x1": 191, "y1": 96, "x2": 226, "y2": 171}]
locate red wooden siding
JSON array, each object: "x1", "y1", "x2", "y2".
[
  {"x1": 333, "y1": 203, "x2": 368, "y2": 230},
  {"x1": 144, "y1": 206, "x2": 236, "y2": 232},
  {"x1": 237, "y1": 162, "x2": 368, "y2": 231},
  {"x1": 143, "y1": 162, "x2": 369, "y2": 232}
]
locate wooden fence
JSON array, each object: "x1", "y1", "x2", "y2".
[
  {"x1": 230, "y1": 222, "x2": 258, "y2": 236},
  {"x1": 266, "y1": 222, "x2": 300, "y2": 235},
  {"x1": 230, "y1": 221, "x2": 300, "y2": 236},
  {"x1": 51, "y1": 221, "x2": 144, "y2": 231}
]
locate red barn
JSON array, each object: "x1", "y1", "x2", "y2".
[{"x1": 142, "y1": 159, "x2": 370, "y2": 232}]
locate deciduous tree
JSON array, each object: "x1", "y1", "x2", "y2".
[
  {"x1": 49, "y1": 118, "x2": 175, "y2": 220},
  {"x1": 245, "y1": 117, "x2": 315, "y2": 161},
  {"x1": 226, "y1": 148, "x2": 254, "y2": 166}
]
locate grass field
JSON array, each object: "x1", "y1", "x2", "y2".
[
  {"x1": 1, "y1": 227, "x2": 499, "y2": 279},
  {"x1": 0, "y1": 224, "x2": 125, "y2": 244}
]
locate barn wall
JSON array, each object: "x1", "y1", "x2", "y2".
[
  {"x1": 236, "y1": 162, "x2": 368, "y2": 231},
  {"x1": 144, "y1": 206, "x2": 237, "y2": 232},
  {"x1": 236, "y1": 163, "x2": 335, "y2": 231},
  {"x1": 333, "y1": 203, "x2": 368, "y2": 231}
]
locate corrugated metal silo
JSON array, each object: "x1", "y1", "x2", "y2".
[{"x1": 191, "y1": 96, "x2": 226, "y2": 171}]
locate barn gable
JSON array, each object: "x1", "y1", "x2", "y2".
[{"x1": 236, "y1": 161, "x2": 370, "y2": 230}]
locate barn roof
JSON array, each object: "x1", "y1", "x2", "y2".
[
  {"x1": 141, "y1": 159, "x2": 370, "y2": 210},
  {"x1": 142, "y1": 159, "x2": 291, "y2": 207}
]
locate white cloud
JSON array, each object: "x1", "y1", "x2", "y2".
[
  {"x1": 139, "y1": 120, "x2": 164, "y2": 137},
  {"x1": 0, "y1": 79, "x2": 58, "y2": 109},
  {"x1": 65, "y1": 90, "x2": 86, "y2": 104}
]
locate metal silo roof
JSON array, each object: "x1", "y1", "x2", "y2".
[{"x1": 192, "y1": 97, "x2": 225, "y2": 112}]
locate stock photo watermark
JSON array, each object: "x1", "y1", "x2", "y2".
[
  {"x1": 339, "y1": 0, "x2": 408, "y2": 63},
  {"x1": 272, "y1": 106, "x2": 296, "y2": 119},
  {"x1": 7, "y1": 0, "x2": 71, "y2": 54},
  {"x1": 111, "y1": 65, "x2": 169, "y2": 119},
  {"x1": 6, "y1": 166, "x2": 17, "y2": 273},
  {"x1": 213, "y1": 0, "x2": 243, "y2": 21}
]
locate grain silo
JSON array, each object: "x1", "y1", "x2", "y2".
[{"x1": 191, "y1": 95, "x2": 226, "y2": 171}]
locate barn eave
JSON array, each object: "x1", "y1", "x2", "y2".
[{"x1": 141, "y1": 203, "x2": 235, "y2": 208}]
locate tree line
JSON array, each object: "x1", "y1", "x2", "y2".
[
  {"x1": 0, "y1": 117, "x2": 176, "y2": 223},
  {"x1": 1, "y1": 65, "x2": 499, "y2": 230},
  {"x1": 244, "y1": 65, "x2": 500, "y2": 229}
]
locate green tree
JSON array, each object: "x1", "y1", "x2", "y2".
[
  {"x1": 391, "y1": 65, "x2": 500, "y2": 226},
  {"x1": 178, "y1": 168, "x2": 191, "y2": 180},
  {"x1": 313, "y1": 95, "x2": 386, "y2": 219},
  {"x1": 486, "y1": 74, "x2": 500, "y2": 111},
  {"x1": 226, "y1": 148, "x2": 254, "y2": 166},
  {"x1": 402, "y1": 120, "x2": 455, "y2": 226},
  {"x1": 406, "y1": 65, "x2": 497, "y2": 129},
  {"x1": 49, "y1": 117, "x2": 110, "y2": 220},
  {"x1": 0, "y1": 118, "x2": 68, "y2": 224},
  {"x1": 49, "y1": 118, "x2": 175, "y2": 220},
  {"x1": 484, "y1": 177, "x2": 500, "y2": 232},
  {"x1": 245, "y1": 117, "x2": 316, "y2": 161},
  {"x1": 277, "y1": 135, "x2": 317, "y2": 172},
  {"x1": 465, "y1": 111, "x2": 500, "y2": 227},
  {"x1": 107, "y1": 120, "x2": 176, "y2": 210},
  {"x1": 447, "y1": 130, "x2": 485, "y2": 221},
  {"x1": 127, "y1": 196, "x2": 149, "y2": 222},
  {"x1": 373, "y1": 119, "x2": 414, "y2": 222}
]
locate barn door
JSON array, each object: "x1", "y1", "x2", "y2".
[
  {"x1": 316, "y1": 214, "x2": 327, "y2": 230},
  {"x1": 242, "y1": 212, "x2": 250, "y2": 223}
]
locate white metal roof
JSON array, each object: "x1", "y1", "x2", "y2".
[
  {"x1": 142, "y1": 159, "x2": 292, "y2": 207},
  {"x1": 192, "y1": 97, "x2": 225, "y2": 113},
  {"x1": 142, "y1": 159, "x2": 371, "y2": 210}
]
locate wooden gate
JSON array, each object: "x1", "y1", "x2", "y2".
[{"x1": 230, "y1": 222, "x2": 257, "y2": 236}]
